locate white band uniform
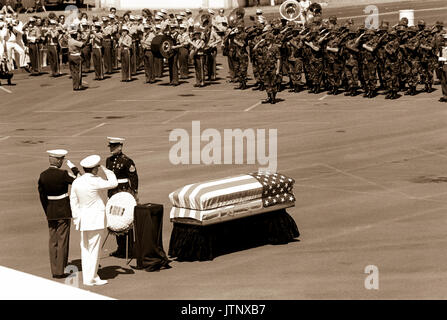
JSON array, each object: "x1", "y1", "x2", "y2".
[{"x1": 47, "y1": 193, "x2": 69, "y2": 200}]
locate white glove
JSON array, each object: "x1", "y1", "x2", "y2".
[
  {"x1": 73, "y1": 218, "x2": 80, "y2": 231},
  {"x1": 66, "y1": 160, "x2": 75, "y2": 169}
]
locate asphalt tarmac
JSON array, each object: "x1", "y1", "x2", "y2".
[{"x1": 0, "y1": 1, "x2": 446, "y2": 300}]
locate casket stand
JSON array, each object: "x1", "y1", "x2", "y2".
[{"x1": 168, "y1": 209, "x2": 300, "y2": 262}]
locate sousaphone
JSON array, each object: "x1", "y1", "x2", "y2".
[
  {"x1": 279, "y1": 0, "x2": 301, "y2": 21},
  {"x1": 228, "y1": 7, "x2": 245, "y2": 28}
]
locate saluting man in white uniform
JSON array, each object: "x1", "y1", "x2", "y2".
[{"x1": 70, "y1": 155, "x2": 118, "y2": 286}]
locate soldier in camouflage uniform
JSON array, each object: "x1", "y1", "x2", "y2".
[
  {"x1": 384, "y1": 30, "x2": 401, "y2": 99},
  {"x1": 419, "y1": 27, "x2": 437, "y2": 93},
  {"x1": 259, "y1": 32, "x2": 281, "y2": 104},
  {"x1": 287, "y1": 24, "x2": 305, "y2": 93},
  {"x1": 232, "y1": 24, "x2": 248, "y2": 90},
  {"x1": 402, "y1": 26, "x2": 420, "y2": 95},
  {"x1": 325, "y1": 27, "x2": 346, "y2": 95},
  {"x1": 343, "y1": 27, "x2": 362, "y2": 96},
  {"x1": 360, "y1": 29, "x2": 381, "y2": 98}
]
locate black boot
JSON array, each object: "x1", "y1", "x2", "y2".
[
  {"x1": 385, "y1": 91, "x2": 392, "y2": 99},
  {"x1": 271, "y1": 92, "x2": 277, "y2": 104},
  {"x1": 368, "y1": 90, "x2": 376, "y2": 98},
  {"x1": 410, "y1": 86, "x2": 417, "y2": 96},
  {"x1": 390, "y1": 90, "x2": 398, "y2": 99},
  {"x1": 363, "y1": 90, "x2": 369, "y2": 98},
  {"x1": 262, "y1": 94, "x2": 272, "y2": 104}
]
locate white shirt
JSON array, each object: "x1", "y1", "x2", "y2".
[{"x1": 70, "y1": 168, "x2": 118, "y2": 231}]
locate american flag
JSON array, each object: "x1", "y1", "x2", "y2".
[
  {"x1": 169, "y1": 172, "x2": 295, "y2": 211},
  {"x1": 249, "y1": 172, "x2": 296, "y2": 207}
]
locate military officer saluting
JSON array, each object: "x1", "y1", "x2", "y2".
[
  {"x1": 38, "y1": 149, "x2": 80, "y2": 279},
  {"x1": 106, "y1": 137, "x2": 138, "y2": 258}
]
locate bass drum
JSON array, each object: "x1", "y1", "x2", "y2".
[{"x1": 151, "y1": 35, "x2": 175, "y2": 59}]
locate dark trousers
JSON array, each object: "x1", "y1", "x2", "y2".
[
  {"x1": 194, "y1": 55, "x2": 205, "y2": 85},
  {"x1": 227, "y1": 56, "x2": 234, "y2": 80},
  {"x1": 82, "y1": 45, "x2": 91, "y2": 71},
  {"x1": 92, "y1": 47, "x2": 104, "y2": 80},
  {"x1": 48, "y1": 219, "x2": 70, "y2": 277},
  {"x1": 68, "y1": 54, "x2": 82, "y2": 90},
  {"x1": 61, "y1": 47, "x2": 69, "y2": 65},
  {"x1": 168, "y1": 53, "x2": 179, "y2": 85},
  {"x1": 103, "y1": 40, "x2": 113, "y2": 74},
  {"x1": 143, "y1": 50, "x2": 155, "y2": 83},
  {"x1": 28, "y1": 43, "x2": 40, "y2": 74},
  {"x1": 47, "y1": 45, "x2": 60, "y2": 76},
  {"x1": 131, "y1": 41, "x2": 137, "y2": 75},
  {"x1": 153, "y1": 56, "x2": 163, "y2": 77},
  {"x1": 178, "y1": 47, "x2": 189, "y2": 78},
  {"x1": 206, "y1": 48, "x2": 217, "y2": 80},
  {"x1": 121, "y1": 48, "x2": 131, "y2": 81}
]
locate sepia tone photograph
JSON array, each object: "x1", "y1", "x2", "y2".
[{"x1": 0, "y1": 0, "x2": 446, "y2": 305}]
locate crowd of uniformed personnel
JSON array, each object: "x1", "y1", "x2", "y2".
[{"x1": 0, "y1": 6, "x2": 446, "y2": 102}]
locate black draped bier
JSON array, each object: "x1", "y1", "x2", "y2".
[
  {"x1": 132, "y1": 203, "x2": 171, "y2": 271},
  {"x1": 168, "y1": 209, "x2": 300, "y2": 262}
]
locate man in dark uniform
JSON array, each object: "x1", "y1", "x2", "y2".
[
  {"x1": 106, "y1": 137, "x2": 138, "y2": 258},
  {"x1": 38, "y1": 149, "x2": 79, "y2": 278}
]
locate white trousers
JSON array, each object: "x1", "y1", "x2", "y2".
[
  {"x1": 80, "y1": 229, "x2": 104, "y2": 285},
  {"x1": 6, "y1": 41, "x2": 27, "y2": 68}
]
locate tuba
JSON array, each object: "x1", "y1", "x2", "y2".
[
  {"x1": 279, "y1": 0, "x2": 301, "y2": 22},
  {"x1": 228, "y1": 7, "x2": 245, "y2": 28}
]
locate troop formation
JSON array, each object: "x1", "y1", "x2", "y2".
[
  {"x1": 232, "y1": 15, "x2": 447, "y2": 103},
  {"x1": 0, "y1": 6, "x2": 446, "y2": 102}
]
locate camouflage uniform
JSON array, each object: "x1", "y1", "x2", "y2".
[
  {"x1": 343, "y1": 29, "x2": 361, "y2": 96},
  {"x1": 261, "y1": 33, "x2": 281, "y2": 104},
  {"x1": 232, "y1": 26, "x2": 248, "y2": 89},
  {"x1": 384, "y1": 30, "x2": 401, "y2": 99}
]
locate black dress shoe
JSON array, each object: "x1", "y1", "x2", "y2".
[
  {"x1": 439, "y1": 97, "x2": 447, "y2": 102},
  {"x1": 53, "y1": 274, "x2": 69, "y2": 279}
]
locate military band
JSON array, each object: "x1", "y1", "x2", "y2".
[{"x1": 0, "y1": 7, "x2": 445, "y2": 103}]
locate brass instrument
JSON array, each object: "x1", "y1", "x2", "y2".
[{"x1": 279, "y1": 0, "x2": 301, "y2": 22}]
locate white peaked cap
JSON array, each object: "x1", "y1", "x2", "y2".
[
  {"x1": 80, "y1": 155, "x2": 101, "y2": 168},
  {"x1": 47, "y1": 149, "x2": 68, "y2": 158}
]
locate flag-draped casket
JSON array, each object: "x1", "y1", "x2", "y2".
[{"x1": 168, "y1": 172, "x2": 300, "y2": 261}]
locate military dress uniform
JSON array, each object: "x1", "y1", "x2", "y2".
[
  {"x1": 119, "y1": 27, "x2": 133, "y2": 82},
  {"x1": 141, "y1": 26, "x2": 155, "y2": 83},
  {"x1": 68, "y1": 33, "x2": 86, "y2": 90},
  {"x1": 26, "y1": 21, "x2": 41, "y2": 75},
  {"x1": 106, "y1": 137, "x2": 138, "y2": 258},
  {"x1": 46, "y1": 22, "x2": 61, "y2": 77},
  {"x1": 38, "y1": 149, "x2": 79, "y2": 278},
  {"x1": 92, "y1": 25, "x2": 104, "y2": 80}
]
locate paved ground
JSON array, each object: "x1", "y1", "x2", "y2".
[{"x1": 1, "y1": 1, "x2": 447, "y2": 300}]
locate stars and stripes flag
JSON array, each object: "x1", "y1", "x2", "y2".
[{"x1": 169, "y1": 172, "x2": 295, "y2": 211}]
